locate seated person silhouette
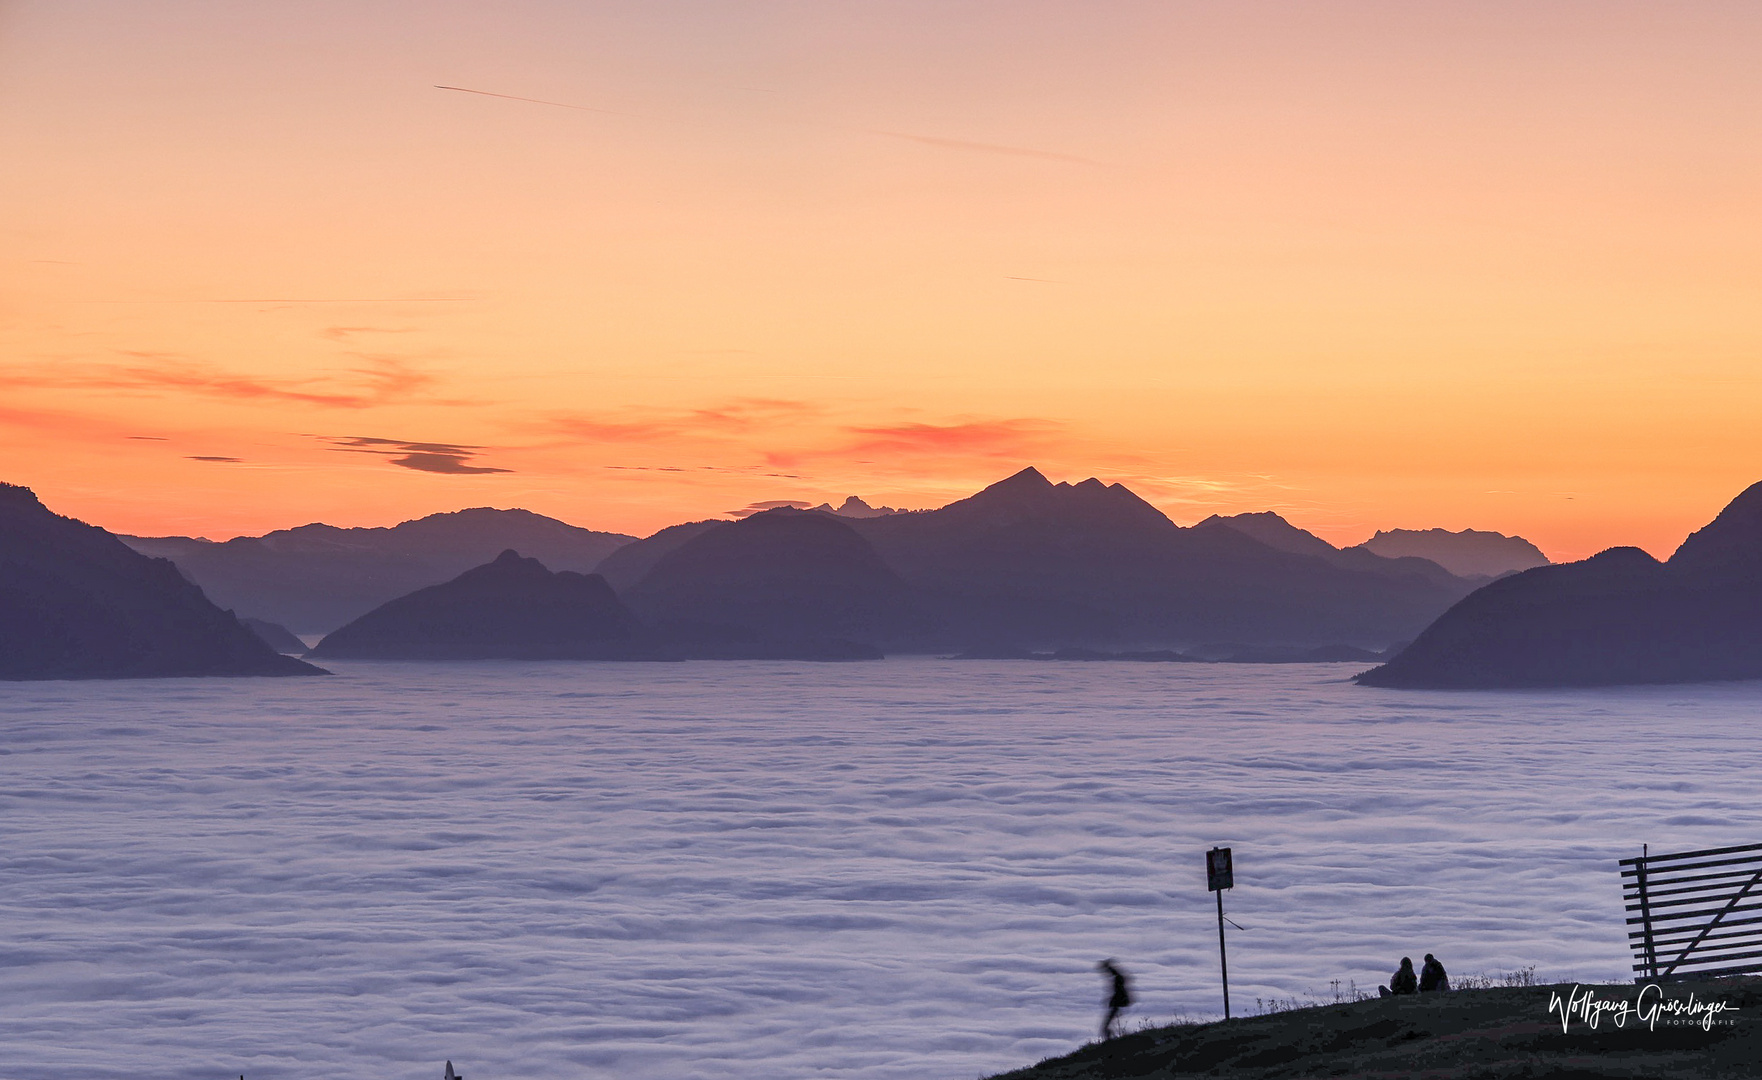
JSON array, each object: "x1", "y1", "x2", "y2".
[
  {"x1": 1419, "y1": 954, "x2": 1449, "y2": 992},
  {"x1": 1097, "y1": 959, "x2": 1133, "y2": 1039},
  {"x1": 1378, "y1": 956, "x2": 1418, "y2": 997}
]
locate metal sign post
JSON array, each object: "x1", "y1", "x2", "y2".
[{"x1": 1207, "y1": 846, "x2": 1233, "y2": 1019}]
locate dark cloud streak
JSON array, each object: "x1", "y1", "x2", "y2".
[{"x1": 319, "y1": 435, "x2": 511, "y2": 475}]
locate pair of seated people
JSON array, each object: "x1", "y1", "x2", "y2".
[{"x1": 1380, "y1": 953, "x2": 1448, "y2": 995}]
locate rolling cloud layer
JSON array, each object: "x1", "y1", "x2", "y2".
[{"x1": 2, "y1": 662, "x2": 1756, "y2": 1079}]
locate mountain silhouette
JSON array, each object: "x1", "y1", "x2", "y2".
[
  {"x1": 0, "y1": 483, "x2": 324, "y2": 680},
  {"x1": 1359, "y1": 481, "x2": 1762, "y2": 688},
  {"x1": 1355, "y1": 527, "x2": 1549, "y2": 579},
  {"x1": 124, "y1": 507, "x2": 634, "y2": 635},
  {"x1": 804, "y1": 495, "x2": 903, "y2": 518},
  {"x1": 101, "y1": 468, "x2": 1501, "y2": 660},
  {"x1": 1201, "y1": 511, "x2": 1466, "y2": 587},
  {"x1": 594, "y1": 520, "x2": 723, "y2": 593},
  {"x1": 311, "y1": 549, "x2": 643, "y2": 660},
  {"x1": 624, "y1": 509, "x2": 931, "y2": 653},
  {"x1": 314, "y1": 543, "x2": 886, "y2": 662},
  {"x1": 845, "y1": 468, "x2": 1478, "y2": 649}
]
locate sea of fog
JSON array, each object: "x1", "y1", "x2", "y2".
[{"x1": 3, "y1": 660, "x2": 1759, "y2": 1080}]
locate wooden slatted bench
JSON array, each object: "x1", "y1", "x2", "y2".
[{"x1": 1621, "y1": 842, "x2": 1762, "y2": 982}]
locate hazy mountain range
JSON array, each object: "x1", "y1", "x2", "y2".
[
  {"x1": 1358, "y1": 527, "x2": 1550, "y2": 579},
  {"x1": 123, "y1": 508, "x2": 633, "y2": 634},
  {"x1": 2, "y1": 465, "x2": 1752, "y2": 685},
  {"x1": 0, "y1": 466, "x2": 1603, "y2": 679},
  {"x1": 1360, "y1": 480, "x2": 1762, "y2": 688},
  {"x1": 109, "y1": 467, "x2": 1565, "y2": 653},
  {"x1": 299, "y1": 468, "x2": 1526, "y2": 659},
  {"x1": 312, "y1": 545, "x2": 884, "y2": 662},
  {"x1": 122, "y1": 475, "x2": 1555, "y2": 647}
]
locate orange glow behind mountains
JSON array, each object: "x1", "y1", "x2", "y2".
[{"x1": 3, "y1": 2, "x2": 1759, "y2": 558}]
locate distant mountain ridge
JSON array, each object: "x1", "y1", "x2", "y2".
[
  {"x1": 1357, "y1": 526, "x2": 1548, "y2": 579},
  {"x1": 1360, "y1": 480, "x2": 1762, "y2": 688},
  {"x1": 843, "y1": 468, "x2": 1484, "y2": 650},
  {"x1": 582, "y1": 467, "x2": 1489, "y2": 653},
  {"x1": 124, "y1": 507, "x2": 634, "y2": 634},
  {"x1": 315, "y1": 545, "x2": 882, "y2": 662},
  {"x1": 808, "y1": 495, "x2": 903, "y2": 518},
  {"x1": 0, "y1": 483, "x2": 324, "y2": 680},
  {"x1": 97, "y1": 468, "x2": 1543, "y2": 659},
  {"x1": 1200, "y1": 511, "x2": 1466, "y2": 588},
  {"x1": 625, "y1": 510, "x2": 934, "y2": 648},
  {"x1": 312, "y1": 549, "x2": 643, "y2": 660}
]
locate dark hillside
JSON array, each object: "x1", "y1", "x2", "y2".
[
  {"x1": 1360, "y1": 480, "x2": 1762, "y2": 688},
  {"x1": 625, "y1": 509, "x2": 932, "y2": 649},
  {"x1": 0, "y1": 483, "x2": 323, "y2": 680},
  {"x1": 989, "y1": 980, "x2": 1759, "y2": 1079},
  {"x1": 311, "y1": 550, "x2": 641, "y2": 660},
  {"x1": 1203, "y1": 510, "x2": 1466, "y2": 588},
  {"x1": 594, "y1": 519, "x2": 724, "y2": 592}
]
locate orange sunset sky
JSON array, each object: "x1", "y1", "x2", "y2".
[{"x1": 4, "y1": 1, "x2": 1759, "y2": 560}]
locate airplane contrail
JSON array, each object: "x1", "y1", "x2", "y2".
[{"x1": 435, "y1": 85, "x2": 624, "y2": 115}]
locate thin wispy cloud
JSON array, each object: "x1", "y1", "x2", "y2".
[
  {"x1": 548, "y1": 399, "x2": 817, "y2": 444},
  {"x1": 602, "y1": 464, "x2": 806, "y2": 479},
  {"x1": 4, "y1": 354, "x2": 439, "y2": 409},
  {"x1": 319, "y1": 326, "x2": 419, "y2": 342},
  {"x1": 728, "y1": 499, "x2": 812, "y2": 518},
  {"x1": 0, "y1": 403, "x2": 131, "y2": 438},
  {"x1": 186, "y1": 455, "x2": 241, "y2": 463},
  {"x1": 839, "y1": 418, "x2": 1062, "y2": 458},
  {"x1": 66, "y1": 297, "x2": 472, "y2": 304}
]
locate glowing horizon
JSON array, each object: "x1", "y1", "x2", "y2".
[{"x1": 5, "y1": 2, "x2": 1759, "y2": 560}]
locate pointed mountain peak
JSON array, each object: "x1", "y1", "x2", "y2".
[
  {"x1": 1669, "y1": 479, "x2": 1762, "y2": 575},
  {"x1": 989, "y1": 466, "x2": 1051, "y2": 491},
  {"x1": 937, "y1": 468, "x2": 1176, "y2": 533},
  {"x1": 458, "y1": 549, "x2": 552, "y2": 580}
]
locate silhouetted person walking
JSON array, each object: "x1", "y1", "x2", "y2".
[
  {"x1": 1379, "y1": 957, "x2": 1417, "y2": 996},
  {"x1": 1419, "y1": 953, "x2": 1449, "y2": 992},
  {"x1": 1097, "y1": 959, "x2": 1133, "y2": 1039}
]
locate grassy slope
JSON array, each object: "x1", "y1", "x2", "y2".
[{"x1": 986, "y1": 980, "x2": 1761, "y2": 1080}]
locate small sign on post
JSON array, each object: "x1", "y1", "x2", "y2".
[
  {"x1": 1207, "y1": 846, "x2": 1233, "y2": 1019},
  {"x1": 1207, "y1": 846, "x2": 1234, "y2": 892}
]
